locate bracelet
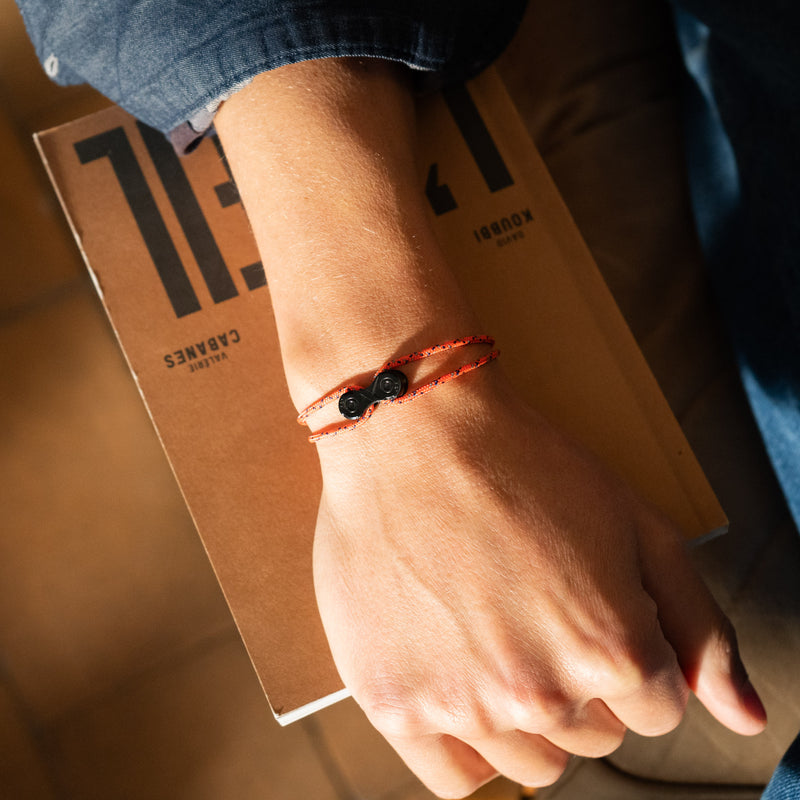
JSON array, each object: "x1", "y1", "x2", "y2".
[{"x1": 298, "y1": 335, "x2": 500, "y2": 442}]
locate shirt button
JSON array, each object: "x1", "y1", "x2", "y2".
[{"x1": 44, "y1": 54, "x2": 59, "y2": 77}]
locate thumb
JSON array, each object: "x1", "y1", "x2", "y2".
[{"x1": 638, "y1": 521, "x2": 767, "y2": 736}]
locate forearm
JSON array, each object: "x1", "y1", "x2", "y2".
[{"x1": 215, "y1": 58, "x2": 481, "y2": 411}]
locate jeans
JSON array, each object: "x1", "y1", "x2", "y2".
[
  {"x1": 673, "y1": 2, "x2": 800, "y2": 795},
  {"x1": 673, "y1": 0, "x2": 800, "y2": 529},
  {"x1": 764, "y1": 735, "x2": 800, "y2": 800}
]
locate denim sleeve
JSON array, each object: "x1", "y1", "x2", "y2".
[{"x1": 15, "y1": 0, "x2": 527, "y2": 148}]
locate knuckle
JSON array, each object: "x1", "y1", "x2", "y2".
[
  {"x1": 358, "y1": 684, "x2": 424, "y2": 739},
  {"x1": 583, "y1": 728, "x2": 627, "y2": 758},
  {"x1": 590, "y1": 617, "x2": 676, "y2": 696},
  {"x1": 506, "y1": 686, "x2": 570, "y2": 734},
  {"x1": 637, "y1": 678, "x2": 689, "y2": 736},
  {"x1": 493, "y1": 664, "x2": 571, "y2": 734},
  {"x1": 526, "y1": 749, "x2": 570, "y2": 788},
  {"x1": 435, "y1": 699, "x2": 494, "y2": 740},
  {"x1": 640, "y1": 708, "x2": 684, "y2": 737},
  {"x1": 590, "y1": 647, "x2": 636, "y2": 692},
  {"x1": 568, "y1": 616, "x2": 661, "y2": 695},
  {"x1": 576, "y1": 639, "x2": 649, "y2": 699}
]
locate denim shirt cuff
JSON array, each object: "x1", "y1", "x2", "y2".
[{"x1": 17, "y1": 1, "x2": 527, "y2": 151}]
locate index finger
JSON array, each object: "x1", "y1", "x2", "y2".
[
  {"x1": 592, "y1": 592, "x2": 690, "y2": 736},
  {"x1": 638, "y1": 521, "x2": 767, "y2": 736}
]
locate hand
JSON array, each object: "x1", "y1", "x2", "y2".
[
  {"x1": 313, "y1": 367, "x2": 766, "y2": 798},
  {"x1": 214, "y1": 63, "x2": 766, "y2": 795}
]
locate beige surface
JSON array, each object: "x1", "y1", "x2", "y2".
[
  {"x1": 0, "y1": 682, "x2": 57, "y2": 800},
  {"x1": 540, "y1": 758, "x2": 762, "y2": 800},
  {"x1": 49, "y1": 636, "x2": 340, "y2": 800}
]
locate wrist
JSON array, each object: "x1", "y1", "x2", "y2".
[
  {"x1": 282, "y1": 306, "x2": 482, "y2": 410},
  {"x1": 298, "y1": 334, "x2": 500, "y2": 439},
  {"x1": 314, "y1": 360, "x2": 516, "y2": 480}
]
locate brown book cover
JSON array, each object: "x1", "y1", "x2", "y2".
[{"x1": 35, "y1": 67, "x2": 726, "y2": 724}]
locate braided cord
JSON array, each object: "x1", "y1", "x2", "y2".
[{"x1": 298, "y1": 335, "x2": 499, "y2": 443}]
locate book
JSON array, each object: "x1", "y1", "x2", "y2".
[{"x1": 35, "y1": 67, "x2": 726, "y2": 725}]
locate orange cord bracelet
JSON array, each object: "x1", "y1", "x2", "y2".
[{"x1": 298, "y1": 335, "x2": 500, "y2": 443}]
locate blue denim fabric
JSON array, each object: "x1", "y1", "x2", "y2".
[
  {"x1": 672, "y1": 1, "x2": 800, "y2": 531},
  {"x1": 763, "y1": 735, "x2": 800, "y2": 800},
  {"x1": 14, "y1": 0, "x2": 526, "y2": 145}
]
